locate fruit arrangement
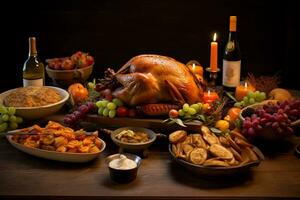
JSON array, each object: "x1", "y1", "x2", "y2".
[
  {"x1": 163, "y1": 99, "x2": 226, "y2": 128},
  {"x1": 46, "y1": 51, "x2": 94, "y2": 70},
  {"x1": 241, "y1": 100, "x2": 300, "y2": 138},
  {"x1": 0, "y1": 106, "x2": 23, "y2": 132}
]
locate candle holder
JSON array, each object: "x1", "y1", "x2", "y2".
[{"x1": 205, "y1": 67, "x2": 220, "y2": 87}]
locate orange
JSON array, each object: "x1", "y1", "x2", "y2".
[
  {"x1": 227, "y1": 107, "x2": 241, "y2": 122},
  {"x1": 68, "y1": 83, "x2": 89, "y2": 104}
]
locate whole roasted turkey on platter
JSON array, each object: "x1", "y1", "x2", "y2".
[{"x1": 96, "y1": 54, "x2": 204, "y2": 116}]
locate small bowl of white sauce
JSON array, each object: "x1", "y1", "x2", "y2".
[{"x1": 106, "y1": 153, "x2": 142, "y2": 183}]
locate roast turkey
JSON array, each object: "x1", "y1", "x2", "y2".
[{"x1": 97, "y1": 54, "x2": 203, "y2": 106}]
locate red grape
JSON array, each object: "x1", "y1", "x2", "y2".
[
  {"x1": 242, "y1": 99, "x2": 299, "y2": 138},
  {"x1": 86, "y1": 102, "x2": 96, "y2": 110},
  {"x1": 73, "y1": 111, "x2": 82, "y2": 120},
  {"x1": 78, "y1": 104, "x2": 89, "y2": 114},
  {"x1": 271, "y1": 122, "x2": 279, "y2": 129},
  {"x1": 63, "y1": 116, "x2": 73, "y2": 125},
  {"x1": 63, "y1": 101, "x2": 96, "y2": 127},
  {"x1": 248, "y1": 127, "x2": 255, "y2": 136}
]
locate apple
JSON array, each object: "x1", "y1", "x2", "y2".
[
  {"x1": 117, "y1": 106, "x2": 129, "y2": 117},
  {"x1": 78, "y1": 56, "x2": 88, "y2": 68},
  {"x1": 61, "y1": 58, "x2": 75, "y2": 70},
  {"x1": 53, "y1": 61, "x2": 61, "y2": 70},
  {"x1": 71, "y1": 51, "x2": 83, "y2": 61},
  {"x1": 86, "y1": 55, "x2": 94, "y2": 66},
  {"x1": 70, "y1": 51, "x2": 94, "y2": 68}
]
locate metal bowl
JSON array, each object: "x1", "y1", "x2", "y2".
[
  {"x1": 111, "y1": 127, "x2": 157, "y2": 152},
  {"x1": 168, "y1": 144, "x2": 264, "y2": 176}
]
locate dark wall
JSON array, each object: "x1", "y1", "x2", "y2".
[{"x1": 1, "y1": 0, "x2": 298, "y2": 92}]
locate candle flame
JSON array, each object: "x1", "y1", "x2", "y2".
[
  {"x1": 192, "y1": 63, "x2": 195, "y2": 71},
  {"x1": 213, "y1": 33, "x2": 217, "y2": 41},
  {"x1": 245, "y1": 82, "x2": 248, "y2": 88}
]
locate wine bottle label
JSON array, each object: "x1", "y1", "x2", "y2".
[
  {"x1": 222, "y1": 60, "x2": 241, "y2": 87},
  {"x1": 23, "y1": 79, "x2": 43, "y2": 87}
]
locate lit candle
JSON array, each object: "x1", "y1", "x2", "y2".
[
  {"x1": 235, "y1": 81, "x2": 256, "y2": 101},
  {"x1": 203, "y1": 89, "x2": 219, "y2": 104},
  {"x1": 189, "y1": 63, "x2": 203, "y2": 77},
  {"x1": 210, "y1": 33, "x2": 218, "y2": 72}
]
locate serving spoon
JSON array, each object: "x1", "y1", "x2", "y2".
[{"x1": 1, "y1": 127, "x2": 101, "y2": 136}]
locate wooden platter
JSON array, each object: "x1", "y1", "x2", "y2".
[
  {"x1": 45, "y1": 114, "x2": 202, "y2": 133},
  {"x1": 83, "y1": 114, "x2": 202, "y2": 133}
]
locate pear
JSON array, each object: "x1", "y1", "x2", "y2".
[{"x1": 268, "y1": 88, "x2": 293, "y2": 101}]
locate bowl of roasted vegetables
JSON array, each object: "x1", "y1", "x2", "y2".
[{"x1": 6, "y1": 121, "x2": 105, "y2": 163}]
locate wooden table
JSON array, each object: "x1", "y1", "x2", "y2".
[
  {"x1": 1, "y1": 129, "x2": 300, "y2": 200},
  {"x1": 1, "y1": 90, "x2": 300, "y2": 199}
]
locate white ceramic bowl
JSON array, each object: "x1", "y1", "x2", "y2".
[
  {"x1": 6, "y1": 135, "x2": 106, "y2": 163},
  {"x1": 0, "y1": 86, "x2": 69, "y2": 120}
]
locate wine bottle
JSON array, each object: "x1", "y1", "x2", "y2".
[
  {"x1": 222, "y1": 16, "x2": 241, "y2": 92},
  {"x1": 23, "y1": 37, "x2": 45, "y2": 87}
]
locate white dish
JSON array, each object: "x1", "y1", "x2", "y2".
[
  {"x1": 6, "y1": 135, "x2": 106, "y2": 163},
  {"x1": 0, "y1": 86, "x2": 69, "y2": 119}
]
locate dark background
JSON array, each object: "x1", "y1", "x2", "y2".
[{"x1": 1, "y1": 0, "x2": 298, "y2": 92}]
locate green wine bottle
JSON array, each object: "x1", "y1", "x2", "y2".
[{"x1": 23, "y1": 37, "x2": 45, "y2": 87}]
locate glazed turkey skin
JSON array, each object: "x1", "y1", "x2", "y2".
[{"x1": 112, "y1": 54, "x2": 203, "y2": 106}]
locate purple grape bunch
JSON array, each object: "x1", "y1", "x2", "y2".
[
  {"x1": 63, "y1": 102, "x2": 96, "y2": 126},
  {"x1": 242, "y1": 99, "x2": 300, "y2": 137}
]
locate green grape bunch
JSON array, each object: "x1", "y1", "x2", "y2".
[
  {"x1": 178, "y1": 103, "x2": 203, "y2": 119},
  {"x1": 96, "y1": 98, "x2": 123, "y2": 118},
  {"x1": 234, "y1": 91, "x2": 266, "y2": 108},
  {"x1": 0, "y1": 105, "x2": 23, "y2": 132}
]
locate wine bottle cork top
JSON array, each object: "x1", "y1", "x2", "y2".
[
  {"x1": 28, "y1": 37, "x2": 37, "y2": 55},
  {"x1": 229, "y1": 16, "x2": 237, "y2": 32}
]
